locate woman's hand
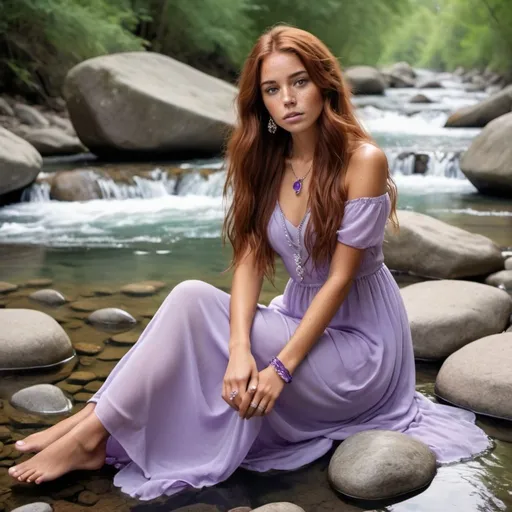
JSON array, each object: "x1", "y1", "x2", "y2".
[
  {"x1": 239, "y1": 366, "x2": 285, "y2": 419},
  {"x1": 222, "y1": 345, "x2": 259, "y2": 412}
]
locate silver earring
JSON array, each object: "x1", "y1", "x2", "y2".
[{"x1": 268, "y1": 117, "x2": 277, "y2": 134}]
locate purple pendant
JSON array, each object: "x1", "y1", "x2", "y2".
[{"x1": 293, "y1": 179, "x2": 302, "y2": 195}]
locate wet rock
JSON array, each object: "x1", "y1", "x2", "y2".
[
  {"x1": 52, "y1": 483, "x2": 84, "y2": 500},
  {"x1": 50, "y1": 170, "x2": 102, "y2": 201},
  {"x1": 417, "y1": 79, "x2": 442, "y2": 88},
  {"x1": 8, "y1": 409, "x2": 52, "y2": 428},
  {"x1": 460, "y1": 111, "x2": 512, "y2": 197},
  {"x1": 228, "y1": 508, "x2": 252, "y2": 512},
  {"x1": 505, "y1": 257, "x2": 512, "y2": 270},
  {"x1": 14, "y1": 104, "x2": 50, "y2": 128},
  {"x1": 328, "y1": 430, "x2": 436, "y2": 502},
  {"x1": 87, "y1": 307, "x2": 137, "y2": 331},
  {"x1": 120, "y1": 283, "x2": 157, "y2": 297},
  {"x1": 66, "y1": 320, "x2": 83, "y2": 330},
  {"x1": 0, "y1": 282, "x2": 18, "y2": 294},
  {"x1": 77, "y1": 491, "x2": 99, "y2": 506},
  {"x1": 486, "y1": 270, "x2": 512, "y2": 289},
  {"x1": 92, "y1": 287, "x2": 115, "y2": 296},
  {"x1": 15, "y1": 126, "x2": 85, "y2": 156},
  {"x1": 0, "y1": 127, "x2": 42, "y2": 196},
  {"x1": 64, "y1": 52, "x2": 237, "y2": 156},
  {"x1": 84, "y1": 479, "x2": 111, "y2": 494},
  {"x1": 83, "y1": 381, "x2": 102, "y2": 393},
  {"x1": 401, "y1": 280, "x2": 512, "y2": 360},
  {"x1": 139, "y1": 280, "x2": 166, "y2": 291},
  {"x1": 97, "y1": 347, "x2": 126, "y2": 361},
  {"x1": 25, "y1": 278, "x2": 53, "y2": 287},
  {"x1": 345, "y1": 66, "x2": 386, "y2": 95},
  {"x1": 74, "y1": 392, "x2": 94, "y2": 403},
  {"x1": 70, "y1": 300, "x2": 102, "y2": 312},
  {"x1": 74, "y1": 343, "x2": 102, "y2": 356},
  {"x1": 28, "y1": 289, "x2": 67, "y2": 307},
  {"x1": 0, "y1": 97, "x2": 14, "y2": 116},
  {"x1": 0, "y1": 426, "x2": 12, "y2": 442},
  {"x1": 0, "y1": 309, "x2": 73, "y2": 370},
  {"x1": 445, "y1": 85, "x2": 512, "y2": 128},
  {"x1": 56, "y1": 382, "x2": 82, "y2": 395},
  {"x1": 10, "y1": 504, "x2": 52, "y2": 512},
  {"x1": 11, "y1": 384, "x2": 72, "y2": 415},
  {"x1": 110, "y1": 331, "x2": 140, "y2": 345},
  {"x1": 94, "y1": 367, "x2": 113, "y2": 380},
  {"x1": 79, "y1": 356, "x2": 94, "y2": 367},
  {"x1": 410, "y1": 94, "x2": 432, "y2": 104},
  {"x1": 436, "y1": 332, "x2": 512, "y2": 420},
  {"x1": 68, "y1": 371, "x2": 96, "y2": 384},
  {"x1": 384, "y1": 210, "x2": 504, "y2": 278},
  {"x1": 252, "y1": 505, "x2": 304, "y2": 512},
  {"x1": 388, "y1": 61, "x2": 416, "y2": 80}
]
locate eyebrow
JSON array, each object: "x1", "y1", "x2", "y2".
[{"x1": 260, "y1": 70, "x2": 307, "y2": 87}]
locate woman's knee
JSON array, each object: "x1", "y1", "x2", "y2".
[{"x1": 169, "y1": 279, "x2": 218, "y2": 306}]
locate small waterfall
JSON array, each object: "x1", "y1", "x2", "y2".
[{"x1": 386, "y1": 149, "x2": 464, "y2": 178}]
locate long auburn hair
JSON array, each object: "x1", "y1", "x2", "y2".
[{"x1": 222, "y1": 25, "x2": 398, "y2": 280}]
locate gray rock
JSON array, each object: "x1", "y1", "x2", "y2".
[
  {"x1": 505, "y1": 257, "x2": 512, "y2": 270},
  {"x1": 0, "y1": 281, "x2": 18, "y2": 294},
  {"x1": 436, "y1": 332, "x2": 512, "y2": 420},
  {"x1": 486, "y1": 270, "x2": 512, "y2": 289},
  {"x1": 0, "y1": 127, "x2": 42, "y2": 196},
  {"x1": 460, "y1": 112, "x2": 512, "y2": 197},
  {"x1": 64, "y1": 52, "x2": 237, "y2": 156},
  {"x1": 345, "y1": 66, "x2": 386, "y2": 95},
  {"x1": 252, "y1": 505, "x2": 304, "y2": 512},
  {"x1": 16, "y1": 127, "x2": 85, "y2": 156},
  {"x1": 389, "y1": 61, "x2": 416, "y2": 80},
  {"x1": 87, "y1": 307, "x2": 137, "y2": 331},
  {"x1": 120, "y1": 283, "x2": 157, "y2": 296},
  {"x1": 417, "y1": 79, "x2": 442, "y2": 89},
  {"x1": 445, "y1": 85, "x2": 512, "y2": 128},
  {"x1": 384, "y1": 210, "x2": 503, "y2": 278},
  {"x1": 29, "y1": 289, "x2": 67, "y2": 307},
  {"x1": 328, "y1": 430, "x2": 436, "y2": 501},
  {"x1": 401, "y1": 280, "x2": 512, "y2": 360},
  {"x1": 0, "y1": 97, "x2": 14, "y2": 116},
  {"x1": 14, "y1": 104, "x2": 50, "y2": 128},
  {"x1": 410, "y1": 94, "x2": 432, "y2": 104},
  {"x1": 0, "y1": 309, "x2": 74, "y2": 370},
  {"x1": 11, "y1": 384, "x2": 72, "y2": 414},
  {"x1": 10, "y1": 503, "x2": 53, "y2": 512},
  {"x1": 386, "y1": 73, "x2": 415, "y2": 88},
  {"x1": 50, "y1": 170, "x2": 102, "y2": 201}
]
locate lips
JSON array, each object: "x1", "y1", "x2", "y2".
[{"x1": 284, "y1": 112, "x2": 303, "y2": 120}]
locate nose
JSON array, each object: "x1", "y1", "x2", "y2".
[{"x1": 282, "y1": 87, "x2": 296, "y2": 106}]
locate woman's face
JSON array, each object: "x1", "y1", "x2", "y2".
[{"x1": 260, "y1": 51, "x2": 324, "y2": 135}]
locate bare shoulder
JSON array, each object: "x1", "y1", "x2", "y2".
[{"x1": 345, "y1": 143, "x2": 388, "y2": 199}]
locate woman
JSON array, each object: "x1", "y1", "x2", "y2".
[{"x1": 9, "y1": 25, "x2": 490, "y2": 500}]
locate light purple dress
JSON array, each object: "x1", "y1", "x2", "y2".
[{"x1": 89, "y1": 192, "x2": 491, "y2": 501}]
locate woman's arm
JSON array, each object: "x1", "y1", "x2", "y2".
[
  {"x1": 277, "y1": 144, "x2": 388, "y2": 374},
  {"x1": 228, "y1": 245, "x2": 264, "y2": 353}
]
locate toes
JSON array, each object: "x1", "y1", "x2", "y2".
[
  {"x1": 17, "y1": 467, "x2": 35, "y2": 482},
  {"x1": 35, "y1": 472, "x2": 45, "y2": 485},
  {"x1": 24, "y1": 469, "x2": 38, "y2": 483}
]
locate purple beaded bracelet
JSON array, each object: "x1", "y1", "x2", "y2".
[{"x1": 269, "y1": 357, "x2": 293, "y2": 383}]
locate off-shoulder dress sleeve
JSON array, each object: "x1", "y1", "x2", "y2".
[{"x1": 336, "y1": 193, "x2": 389, "y2": 249}]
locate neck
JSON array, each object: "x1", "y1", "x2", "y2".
[{"x1": 290, "y1": 125, "x2": 318, "y2": 163}]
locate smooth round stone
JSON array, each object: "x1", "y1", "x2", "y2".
[
  {"x1": 120, "y1": 283, "x2": 157, "y2": 297},
  {"x1": 25, "y1": 278, "x2": 53, "y2": 287},
  {"x1": 77, "y1": 491, "x2": 99, "y2": 506},
  {"x1": 85, "y1": 478, "x2": 111, "y2": 494},
  {"x1": 328, "y1": 430, "x2": 436, "y2": 501},
  {"x1": 110, "y1": 331, "x2": 140, "y2": 345},
  {"x1": 228, "y1": 508, "x2": 252, "y2": 512},
  {"x1": 68, "y1": 371, "x2": 96, "y2": 384},
  {"x1": 252, "y1": 504, "x2": 304, "y2": 512},
  {"x1": 436, "y1": 332, "x2": 512, "y2": 420},
  {"x1": 74, "y1": 392, "x2": 94, "y2": 403},
  {"x1": 56, "y1": 382, "x2": 82, "y2": 395},
  {"x1": 401, "y1": 280, "x2": 512, "y2": 360},
  {"x1": 28, "y1": 289, "x2": 67, "y2": 307},
  {"x1": 10, "y1": 503, "x2": 52, "y2": 512},
  {"x1": 74, "y1": 342, "x2": 102, "y2": 355},
  {"x1": 10, "y1": 384, "x2": 72, "y2": 415},
  {"x1": 486, "y1": 270, "x2": 512, "y2": 289},
  {"x1": 0, "y1": 281, "x2": 18, "y2": 294},
  {"x1": 0, "y1": 309, "x2": 74, "y2": 370},
  {"x1": 70, "y1": 300, "x2": 102, "y2": 312},
  {"x1": 505, "y1": 257, "x2": 512, "y2": 270},
  {"x1": 97, "y1": 347, "x2": 125, "y2": 361},
  {"x1": 83, "y1": 381, "x2": 102, "y2": 393},
  {"x1": 139, "y1": 280, "x2": 166, "y2": 291},
  {"x1": 87, "y1": 307, "x2": 137, "y2": 332},
  {"x1": 92, "y1": 287, "x2": 115, "y2": 296}
]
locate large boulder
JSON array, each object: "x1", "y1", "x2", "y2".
[
  {"x1": 345, "y1": 66, "x2": 386, "y2": 95},
  {"x1": 435, "y1": 332, "x2": 512, "y2": 420},
  {"x1": 63, "y1": 52, "x2": 238, "y2": 156},
  {"x1": 400, "y1": 280, "x2": 512, "y2": 360},
  {"x1": 15, "y1": 126, "x2": 86, "y2": 156},
  {"x1": 50, "y1": 170, "x2": 102, "y2": 201},
  {"x1": 0, "y1": 309, "x2": 74, "y2": 370},
  {"x1": 0, "y1": 127, "x2": 42, "y2": 196},
  {"x1": 328, "y1": 430, "x2": 436, "y2": 502},
  {"x1": 459, "y1": 112, "x2": 512, "y2": 197},
  {"x1": 383, "y1": 210, "x2": 503, "y2": 278},
  {"x1": 445, "y1": 85, "x2": 512, "y2": 128}
]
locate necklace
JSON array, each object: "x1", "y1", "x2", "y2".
[
  {"x1": 276, "y1": 202, "x2": 310, "y2": 282},
  {"x1": 290, "y1": 161, "x2": 312, "y2": 196}
]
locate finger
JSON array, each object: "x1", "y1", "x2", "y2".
[
  {"x1": 264, "y1": 399, "x2": 275, "y2": 415},
  {"x1": 227, "y1": 382, "x2": 240, "y2": 411},
  {"x1": 244, "y1": 391, "x2": 263, "y2": 420},
  {"x1": 255, "y1": 399, "x2": 270, "y2": 417}
]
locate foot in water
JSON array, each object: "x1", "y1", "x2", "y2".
[
  {"x1": 9, "y1": 411, "x2": 108, "y2": 484},
  {"x1": 14, "y1": 403, "x2": 96, "y2": 453}
]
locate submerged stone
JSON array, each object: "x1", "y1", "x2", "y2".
[{"x1": 10, "y1": 384, "x2": 72, "y2": 415}]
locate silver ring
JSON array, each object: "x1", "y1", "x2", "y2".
[
  {"x1": 229, "y1": 390, "x2": 238, "y2": 401},
  {"x1": 249, "y1": 402, "x2": 258, "y2": 408},
  {"x1": 257, "y1": 405, "x2": 266, "y2": 412}
]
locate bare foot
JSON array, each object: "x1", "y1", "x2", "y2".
[
  {"x1": 15, "y1": 403, "x2": 96, "y2": 453},
  {"x1": 9, "y1": 412, "x2": 107, "y2": 484}
]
